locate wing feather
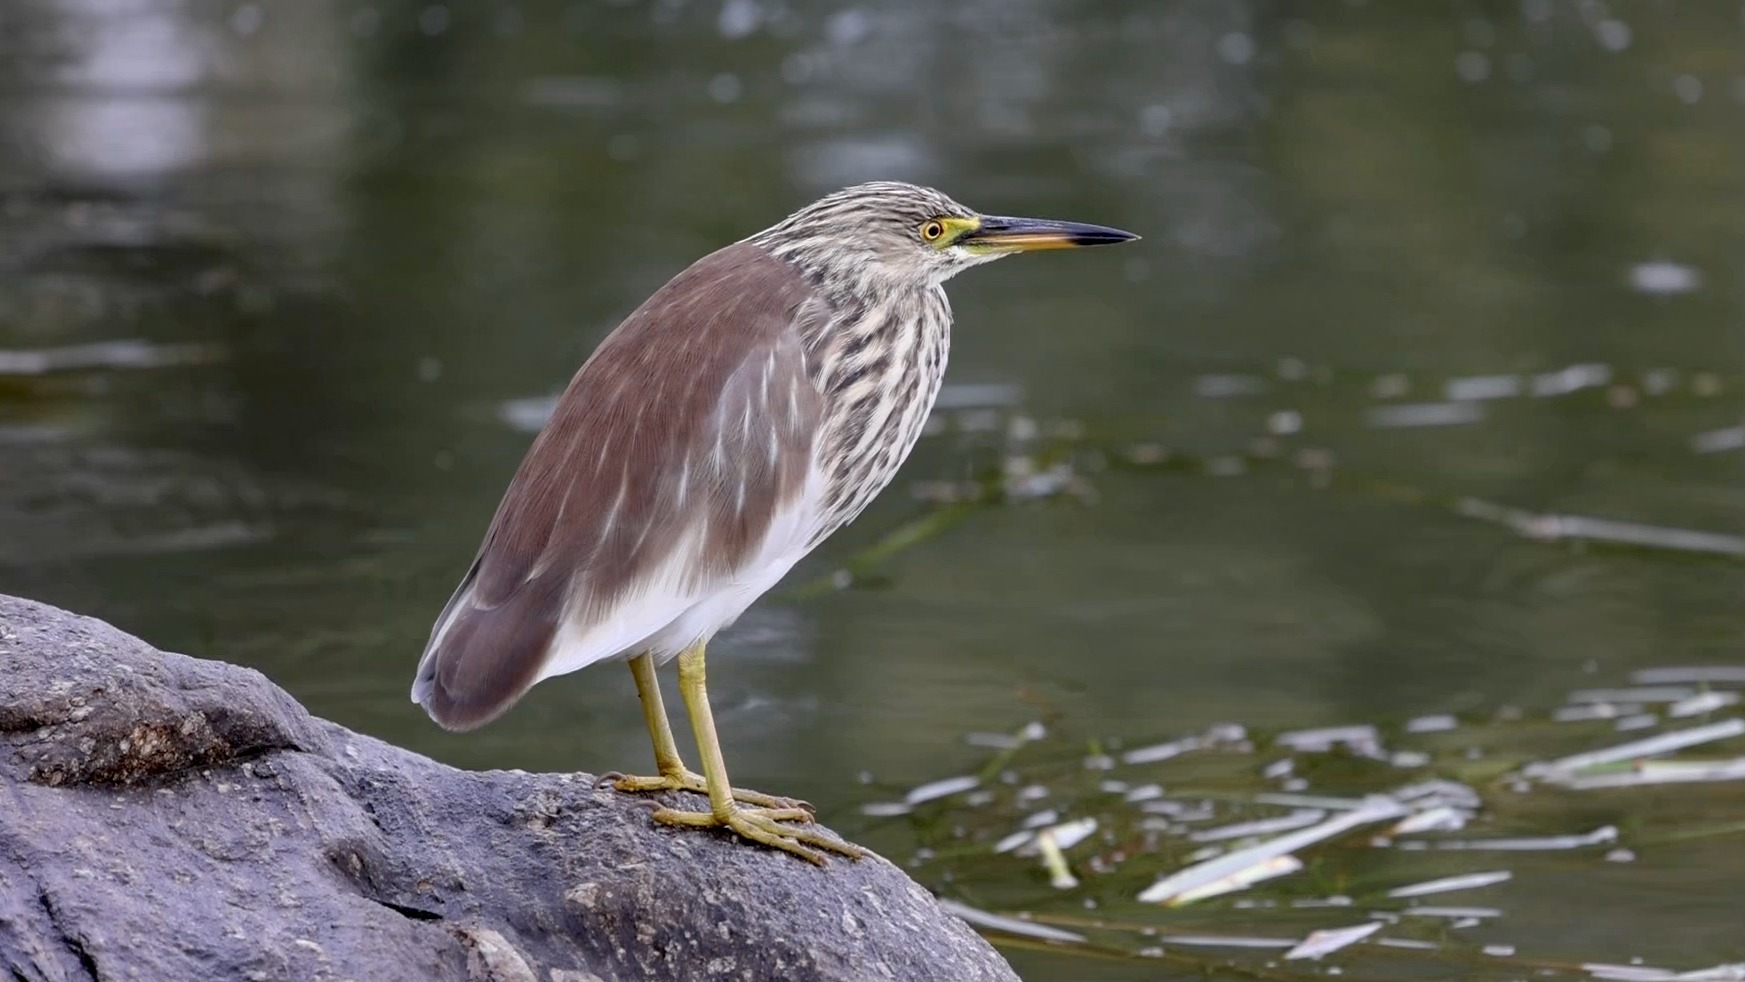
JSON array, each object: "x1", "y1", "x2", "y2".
[{"x1": 412, "y1": 242, "x2": 825, "y2": 730}]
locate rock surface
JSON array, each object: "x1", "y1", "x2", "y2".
[{"x1": 0, "y1": 594, "x2": 1020, "y2": 982}]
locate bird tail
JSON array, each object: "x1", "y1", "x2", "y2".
[{"x1": 411, "y1": 558, "x2": 567, "y2": 731}]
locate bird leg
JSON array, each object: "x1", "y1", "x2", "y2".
[
  {"x1": 608, "y1": 651, "x2": 813, "y2": 814},
  {"x1": 648, "y1": 642, "x2": 865, "y2": 865}
]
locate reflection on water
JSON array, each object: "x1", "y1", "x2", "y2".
[{"x1": 1, "y1": 2, "x2": 1743, "y2": 978}]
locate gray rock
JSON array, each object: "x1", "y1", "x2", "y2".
[{"x1": 0, "y1": 594, "x2": 1019, "y2": 982}]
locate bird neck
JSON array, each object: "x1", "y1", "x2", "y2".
[{"x1": 751, "y1": 231, "x2": 942, "y2": 303}]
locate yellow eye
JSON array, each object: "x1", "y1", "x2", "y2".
[{"x1": 919, "y1": 220, "x2": 945, "y2": 243}]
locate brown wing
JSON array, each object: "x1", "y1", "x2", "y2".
[{"x1": 412, "y1": 242, "x2": 824, "y2": 730}]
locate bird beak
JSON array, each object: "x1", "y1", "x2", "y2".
[{"x1": 958, "y1": 215, "x2": 1140, "y2": 254}]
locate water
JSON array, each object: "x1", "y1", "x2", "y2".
[{"x1": 2, "y1": 2, "x2": 1742, "y2": 978}]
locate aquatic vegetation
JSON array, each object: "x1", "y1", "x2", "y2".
[{"x1": 850, "y1": 673, "x2": 1745, "y2": 979}]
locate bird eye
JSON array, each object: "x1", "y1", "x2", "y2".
[{"x1": 919, "y1": 220, "x2": 945, "y2": 243}]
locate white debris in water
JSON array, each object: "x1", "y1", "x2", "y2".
[
  {"x1": 1406, "y1": 714, "x2": 1459, "y2": 733},
  {"x1": 1139, "y1": 798, "x2": 1406, "y2": 904},
  {"x1": 1558, "y1": 758, "x2": 1745, "y2": 791},
  {"x1": 1365, "y1": 402, "x2": 1484, "y2": 428},
  {"x1": 1041, "y1": 817, "x2": 1098, "y2": 851},
  {"x1": 1641, "y1": 368, "x2": 1681, "y2": 395},
  {"x1": 1671, "y1": 692, "x2": 1740, "y2": 717},
  {"x1": 1531, "y1": 363, "x2": 1612, "y2": 397},
  {"x1": 1429, "y1": 824, "x2": 1617, "y2": 851},
  {"x1": 1615, "y1": 713, "x2": 1660, "y2": 731},
  {"x1": 1454, "y1": 50, "x2": 1490, "y2": 83},
  {"x1": 1628, "y1": 261, "x2": 1702, "y2": 295},
  {"x1": 1392, "y1": 779, "x2": 1482, "y2": 809},
  {"x1": 1401, "y1": 905, "x2": 1502, "y2": 919},
  {"x1": 499, "y1": 395, "x2": 558, "y2": 431},
  {"x1": 1216, "y1": 32, "x2": 1256, "y2": 65},
  {"x1": 1035, "y1": 823, "x2": 1086, "y2": 889},
  {"x1": 1691, "y1": 426, "x2": 1745, "y2": 454},
  {"x1": 1172, "y1": 855, "x2": 1303, "y2": 904},
  {"x1": 716, "y1": 0, "x2": 761, "y2": 38},
  {"x1": 1161, "y1": 934, "x2": 1295, "y2": 949},
  {"x1": 1445, "y1": 374, "x2": 1522, "y2": 401},
  {"x1": 1583, "y1": 964, "x2": 1687, "y2": 981},
  {"x1": 1139, "y1": 104, "x2": 1174, "y2": 137},
  {"x1": 1283, "y1": 921, "x2": 1383, "y2": 960},
  {"x1": 1121, "y1": 736, "x2": 1200, "y2": 765},
  {"x1": 707, "y1": 73, "x2": 742, "y2": 103},
  {"x1": 904, "y1": 775, "x2": 979, "y2": 805},
  {"x1": 824, "y1": 8, "x2": 873, "y2": 46},
  {"x1": 1674, "y1": 74, "x2": 1705, "y2": 105},
  {"x1": 1277, "y1": 725, "x2": 1381, "y2": 755},
  {"x1": 1458, "y1": 499, "x2": 1745, "y2": 558},
  {"x1": 1593, "y1": 18, "x2": 1632, "y2": 52},
  {"x1": 1189, "y1": 810, "x2": 1327, "y2": 843},
  {"x1": 1376, "y1": 937, "x2": 1440, "y2": 952},
  {"x1": 1672, "y1": 964, "x2": 1745, "y2": 980},
  {"x1": 1252, "y1": 792, "x2": 1376, "y2": 811},
  {"x1": 1556, "y1": 703, "x2": 1631, "y2": 722},
  {"x1": 1148, "y1": 801, "x2": 1216, "y2": 823},
  {"x1": 1207, "y1": 722, "x2": 1249, "y2": 744},
  {"x1": 936, "y1": 900, "x2": 1085, "y2": 944},
  {"x1": 1388, "y1": 805, "x2": 1468, "y2": 835},
  {"x1": 860, "y1": 801, "x2": 911, "y2": 817},
  {"x1": 1526, "y1": 718, "x2": 1745, "y2": 781},
  {"x1": 1387, "y1": 870, "x2": 1512, "y2": 898},
  {"x1": 963, "y1": 731, "x2": 1022, "y2": 750},
  {"x1": 0, "y1": 340, "x2": 224, "y2": 375}
]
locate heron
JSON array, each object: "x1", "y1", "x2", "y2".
[{"x1": 412, "y1": 181, "x2": 1137, "y2": 863}]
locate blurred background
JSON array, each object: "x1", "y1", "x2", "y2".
[{"x1": 1, "y1": 1, "x2": 1742, "y2": 978}]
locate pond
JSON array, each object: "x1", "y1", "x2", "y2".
[{"x1": 2, "y1": 2, "x2": 1742, "y2": 978}]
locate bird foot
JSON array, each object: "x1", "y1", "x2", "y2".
[
  {"x1": 651, "y1": 803, "x2": 866, "y2": 866},
  {"x1": 603, "y1": 769, "x2": 814, "y2": 814}
]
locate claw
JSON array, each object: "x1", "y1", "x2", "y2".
[
  {"x1": 652, "y1": 804, "x2": 866, "y2": 865},
  {"x1": 611, "y1": 769, "x2": 815, "y2": 816}
]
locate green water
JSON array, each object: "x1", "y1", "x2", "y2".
[{"x1": 2, "y1": 1, "x2": 1743, "y2": 978}]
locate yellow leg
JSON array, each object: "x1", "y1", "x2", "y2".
[
  {"x1": 608, "y1": 652, "x2": 813, "y2": 813},
  {"x1": 629, "y1": 651, "x2": 688, "y2": 774},
  {"x1": 650, "y1": 642, "x2": 864, "y2": 865}
]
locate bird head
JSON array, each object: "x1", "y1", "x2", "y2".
[{"x1": 753, "y1": 181, "x2": 1139, "y2": 293}]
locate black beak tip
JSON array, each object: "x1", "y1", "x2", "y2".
[{"x1": 1074, "y1": 226, "x2": 1142, "y2": 246}]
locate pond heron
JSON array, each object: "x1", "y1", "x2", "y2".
[{"x1": 412, "y1": 182, "x2": 1137, "y2": 863}]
